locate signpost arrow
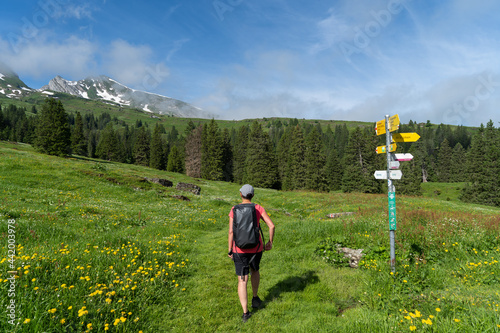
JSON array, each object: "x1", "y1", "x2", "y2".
[
  {"x1": 374, "y1": 170, "x2": 403, "y2": 180},
  {"x1": 389, "y1": 161, "x2": 400, "y2": 169},
  {"x1": 376, "y1": 143, "x2": 397, "y2": 154},
  {"x1": 375, "y1": 119, "x2": 386, "y2": 136},
  {"x1": 392, "y1": 133, "x2": 420, "y2": 143},
  {"x1": 389, "y1": 170, "x2": 402, "y2": 180},
  {"x1": 394, "y1": 153, "x2": 414, "y2": 161},
  {"x1": 388, "y1": 114, "x2": 400, "y2": 132}
]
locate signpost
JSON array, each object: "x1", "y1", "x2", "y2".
[
  {"x1": 375, "y1": 119, "x2": 386, "y2": 135},
  {"x1": 374, "y1": 114, "x2": 419, "y2": 272},
  {"x1": 389, "y1": 161, "x2": 400, "y2": 169},
  {"x1": 388, "y1": 114, "x2": 400, "y2": 132},
  {"x1": 376, "y1": 143, "x2": 397, "y2": 154},
  {"x1": 374, "y1": 170, "x2": 402, "y2": 180},
  {"x1": 394, "y1": 153, "x2": 414, "y2": 162},
  {"x1": 392, "y1": 133, "x2": 420, "y2": 143}
]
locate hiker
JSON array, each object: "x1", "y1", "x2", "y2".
[{"x1": 228, "y1": 184, "x2": 275, "y2": 322}]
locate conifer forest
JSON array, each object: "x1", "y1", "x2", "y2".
[{"x1": 1, "y1": 98, "x2": 499, "y2": 207}]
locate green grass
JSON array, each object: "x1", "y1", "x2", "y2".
[
  {"x1": 421, "y1": 182, "x2": 466, "y2": 202},
  {"x1": 0, "y1": 141, "x2": 499, "y2": 332}
]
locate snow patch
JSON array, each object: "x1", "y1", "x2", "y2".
[
  {"x1": 0, "y1": 73, "x2": 4, "y2": 80},
  {"x1": 143, "y1": 104, "x2": 153, "y2": 113},
  {"x1": 42, "y1": 91, "x2": 55, "y2": 95},
  {"x1": 0, "y1": 89, "x2": 5, "y2": 94}
]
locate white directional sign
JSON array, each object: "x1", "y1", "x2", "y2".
[
  {"x1": 374, "y1": 170, "x2": 403, "y2": 180},
  {"x1": 389, "y1": 161, "x2": 400, "y2": 169},
  {"x1": 394, "y1": 153, "x2": 414, "y2": 162}
]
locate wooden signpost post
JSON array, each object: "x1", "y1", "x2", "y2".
[{"x1": 374, "y1": 114, "x2": 418, "y2": 272}]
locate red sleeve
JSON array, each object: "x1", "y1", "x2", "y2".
[
  {"x1": 254, "y1": 204, "x2": 265, "y2": 222},
  {"x1": 228, "y1": 206, "x2": 234, "y2": 218}
]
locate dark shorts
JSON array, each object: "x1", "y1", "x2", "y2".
[{"x1": 233, "y1": 252, "x2": 263, "y2": 276}]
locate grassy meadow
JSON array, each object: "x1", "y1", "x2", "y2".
[{"x1": 1, "y1": 141, "x2": 499, "y2": 332}]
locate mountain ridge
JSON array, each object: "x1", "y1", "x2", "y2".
[
  {"x1": 41, "y1": 75, "x2": 211, "y2": 118},
  {"x1": 0, "y1": 64, "x2": 211, "y2": 118}
]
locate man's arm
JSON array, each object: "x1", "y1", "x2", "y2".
[
  {"x1": 228, "y1": 217, "x2": 234, "y2": 258},
  {"x1": 261, "y1": 210, "x2": 275, "y2": 251}
]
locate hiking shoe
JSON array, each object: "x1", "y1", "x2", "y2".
[
  {"x1": 242, "y1": 311, "x2": 252, "y2": 323},
  {"x1": 252, "y1": 296, "x2": 262, "y2": 308}
]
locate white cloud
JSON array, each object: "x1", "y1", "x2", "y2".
[
  {"x1": 0, "y1": 35, "x2": 97, "y2": 83},
  {"x1": 102, "y1": 39, "x2": 170, "y2": 90}
]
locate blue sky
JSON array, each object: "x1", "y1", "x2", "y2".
[{"x1": 1, "y1": 0, "x2": 499, "y2": 125}]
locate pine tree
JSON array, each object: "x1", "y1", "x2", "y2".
[
  {"x1": 305, "y1": 126, "x2": 326, "y2": 191},
  {"x1": 221, "y1": 128, "x2": 233, "y2": 182},
  {"x1": 244, "y1": 121, "x2": 278, "y2": 189},
  {"x1": 341, "y1": 127, "x2": 381, "y2": 193},
  {"x1": 184, "y1": 120, "x2": 196, "y2": 136},
  {"x1": 87, "y1": 130, "x2": 98, "y2": 158},
  {"x1": 185, "y1": 125, "x2": 203, "y2": 178},
  {"x1": 71, "y1": 111, "x2": 87, "y2": 156},
  {"x1": 285, "y1": 125, "x2": 307, "y2": 190},
  {"x1": 360, "y1": 129, "x2": 382, "y2": 193},
  {"x1": 324, "y1": 149, "x2": 342, "y2": 191},
  {"x1": 34, "y1": 98, "x2": 71, "y2": 157},
  {"x1": 232, "y1": 125, "x2": 249, "y2": 184},
  {"x1": 276, "y1": 126, "x2": 292, "y2": 189},
  {"x1": 460, "y1": 124, "x2": 489, "y2": 203},
  {"x1": 134, "y1": 126, "x2": 151, "y2": 166},
  {"x1": 201, "y1": 119, "x2": 224, "y2": 181},
  {"x1": 96, "y1": 124, "x2": 121, "y2": 161},
  {"x1": 450, "y1": 142, "x2": 466, "y2": 182},
  {"x1": 167, "y1": 145, "x2": 183, "y2": 173},
  {"x1": 150, "y1": 124, "x2": 166, "y2": 170},
  {"x1": 334, "y1": 123, "x2": 349, "y2": 160},
  {"x1": 436, "y1": 138, "x2": 453, "y2": 182}
]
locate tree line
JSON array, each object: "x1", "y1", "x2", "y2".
[{"x1": 1, "y1": 98, "x2": 499, "y2": 207}]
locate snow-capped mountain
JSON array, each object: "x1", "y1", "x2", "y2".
[
  {"x1": 41, "y1": 75, "x2": 210, "y2": 118},
  {"x1": 0, "y1": 63, "x2": 34, "y2": 99}
]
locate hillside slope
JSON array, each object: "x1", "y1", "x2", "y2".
[{"x1": 0, "y1": 142, "x2": 499, "y2": 332}]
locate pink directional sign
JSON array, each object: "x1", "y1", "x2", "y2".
[{"x1": 394, "y1": 153, "x2": 413, "y2": 162}]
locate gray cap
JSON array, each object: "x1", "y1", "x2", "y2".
[{"x1": 239, "y1": 184, "x2": 254, "y2": 197}]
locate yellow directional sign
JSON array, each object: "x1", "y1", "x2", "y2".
[
  {"x1": 375, "y1": 119, "x2": 386, "y2": 135},
  {"x1": 388, "y1": 114, "x2": 400, "y2": 132},
  {"x1": 392, "y1": 132, "x2": 420, "y2": 143},
  {"x1": 376, "y1": 143, "x2": 397, "y2": 154}
]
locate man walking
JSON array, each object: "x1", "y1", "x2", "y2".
[{"x1": 228, "y1": 184, "x2": 275, "y2": 322}]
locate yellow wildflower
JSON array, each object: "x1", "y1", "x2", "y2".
[{"x1": 422, "y1": 318, "x2": 432, "y2": 325}]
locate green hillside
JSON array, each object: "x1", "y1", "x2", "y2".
[
  {"x1": 0, "y1": 90, "x2": 376, "y2": 133},
  {"x1": 0, "y1": 142, "x2": 499, "y2": 332}
]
